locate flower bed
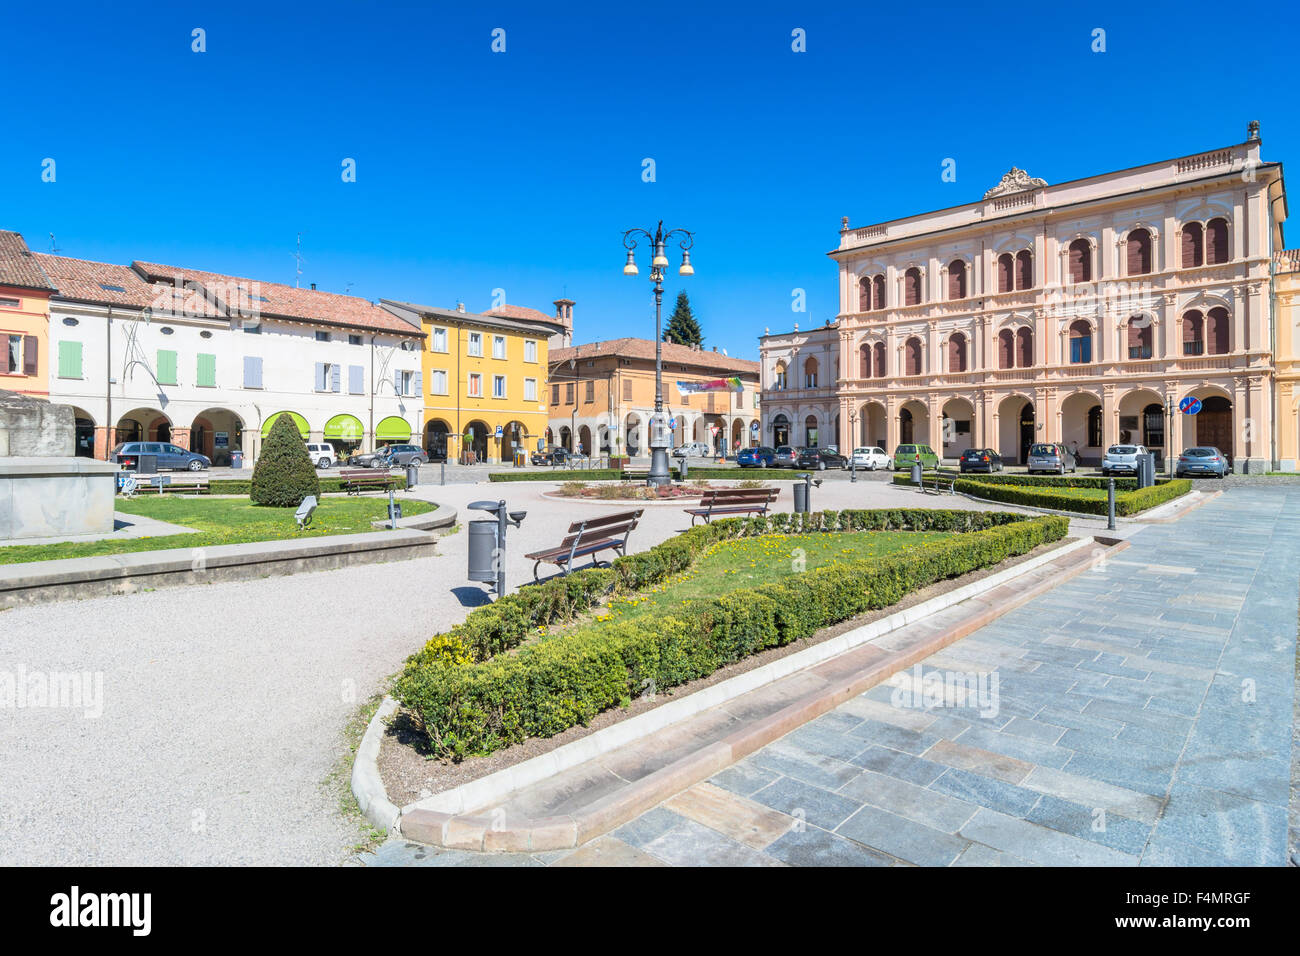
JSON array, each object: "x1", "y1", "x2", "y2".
[
  {"x1": 393, "y1": 508, "x2": 1068, "y2": 759},
  {"x1": 894, "y1": 473, "x2": 1191, "y2": 516}
]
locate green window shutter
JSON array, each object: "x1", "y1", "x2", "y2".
[
  {"x1": 197, "y1": 353, "x2": 216, "y2": 387},
  {"x1": 58, "y1": 341, "x2": 83, "y2": 379},
  {"x1": 157, "y1": 349, "x2": 178, "y2": 385}
]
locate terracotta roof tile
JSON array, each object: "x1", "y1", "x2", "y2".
[
  {"x1": 1274, "y1": 249, "x2": 1300, "y2": 274},
  {"x1": 551, "y1": 337, "x2": 758, "y2": 375},
  {"x1": 0, "y1": 232, "x2": 56, "y2": 292},
  {"x1": 484, "y1": 304, "x2": 553, "y2": 323},
  {"x1": 32, "y1": 253, "x2": 158, "y2": 308}
]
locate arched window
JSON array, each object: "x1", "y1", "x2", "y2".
[
  {"x1": 859, "y1": 343, "x2": 871, "y2": 378},
  {"x1": 873, "y1": 342, "x2": 886, "y2": 377},
  {"x1": 804, "y1": 414, "x2": 819, "y2": 447},
  {"x1": 1182, "y1": 311, "x2": 1204, "y2": 355},
  {"x1": 858, "y1": 276, "x2": 870, "y2": 312},
  {"x1": 1206, "y1": 306, "x2": 1230, "y2": 354},
  {"x1": 773, "y1": 362, "x2": 787, "y2": 390},
  {"x1": 1015, "y1": 327, "x2": 1033, "y2": 367},
  {"x1": 948, "y1": 332, "x2": 968, "y2": 372},
  {"x1": 1069, "y1": 320, "x2": 1092, "y2": 364},
  {"x1": 1068, "y1": 239, "x2": 1091, "y2": 283},
  {"x1": 1087, "y1": 405, "x2": 1103, "y2": 448},
  {"x1": 997, "y1": 253, "x2": 1014, "y2": 293},
  {"x1": 947, "y1": 260, "x2": 967, "y2": 300},
  {"x1": 903, "y1": 267, "x2": 922, "y2": 306},
  {"x1": 1181, "y1": 222, "x2": 1204, "y2": 268},
  {"x1": 1126, "y1": 229, "x2": 1153, "y2": 276},
  {"x1": 872, "y1": 274, "x2": 886, "y2": 310},
  {"x1": 997, "y1": 329, "x2": 1014, "y2": 369},
  {"x1": 1016, "y1": 249, "x2": 1033, "y2": 289},
  {"x1": 904, "y1": 337, "x2": 922, "y2": 375},
  {"x1": 803, "y1": 356, "x2": 819, "y2": 388},
  {"x1": 1127, "y1": 316, "x2": 1153, "y2": 360},
  {"x1": 1206, "y1": 218, "x2": 1229, "y2": 265}
]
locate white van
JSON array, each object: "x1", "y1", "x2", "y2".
[{"x1": 305, "y1": 443, "x2": 336, "y2": 469}]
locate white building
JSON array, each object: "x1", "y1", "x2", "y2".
[
  {"x1": 758, "y1": 320, "x2": 843, "y2": 449},
  {"x1": 35, "y1": 253, "x2": 424, "y2": 463}
]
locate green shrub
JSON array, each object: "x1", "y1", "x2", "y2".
[
  {"x1": 901, "y1": 474, "x2": 1192, "y2": 515},
  {"x1": 490, "y1": 469, "x2": 624, "y2": 482},
  {"x1": 393, "y1": 509, "x2": 1067, "y2": 759},
  {"x1": 250, "y1": 414, "x2": 320, "y2": 507}
]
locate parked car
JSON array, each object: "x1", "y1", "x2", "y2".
[
  {"x1": 531, "y1": 446, "x2": 582, "y2": 467},
  {"x1": 773, "y1": 445, "x2": 800, "y2": 468},
  {"x1": 892, "y1": 443, "x2": 939, "y2": 471},
  {"x1": 672, "y1": 441, "x2": 711, "y2": 458},
  {"x1": 851, "y1": 446, "x2": 892, "y2": 470},
  {"x1": 1101, "y1": 443, "x2": 1148, "y2": 477},
  {"x1": 959, "y1": 448, "x2": 1003, "y2": 473},
  {"x1": 111, "y1": 441, "x2": 210, "y2": 472},
  {"x1": 1027, "y1": 442, "x2": 1077, "y2": 475},
  {"x1": 796, "y1": 446, "x2": 848, "y2": 470},
  {"x1": 350, "y1": 444, "x2": 427, "y2": 468},
  {"x1": 736, "y1": 446, "x2": 777, "y2": 468},
  {"x1": 305, "y1": 442, "x2": 336, "y2": 469},
  {"x1": 1175, "y1": 446, "x2": 1229, "y2": 479}
]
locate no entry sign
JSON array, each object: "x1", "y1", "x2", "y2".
[{"x1": 1179, "y1": 396, "x2": 1202, "y2": 415}]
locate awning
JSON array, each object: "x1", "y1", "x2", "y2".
[
  {"x1": 375, "y1": 415, "x2": 411, "y2": 441},
  {"x1": 262, "y1": 411, "x2": 309, "y2": 439},
  {"x1": 324, "y1": 413, "x2": 364, "y2": 442}
]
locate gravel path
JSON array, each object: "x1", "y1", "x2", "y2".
[{"x1": 0, "y1": 472, "x2": 1091, "y2": 866}]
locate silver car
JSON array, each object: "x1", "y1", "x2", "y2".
[
  {"x1": 1026, "y1": 442, "x2": 1077, "y2": 475},
  {"x1": 1175, "y1": 446, "x2": 1229, "y2": 479},
  {"x1": 1101, "y1": 443, "x2": 1148, "y2": 477}
]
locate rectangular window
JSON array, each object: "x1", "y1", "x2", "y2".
[
  {"x1": 156, "y1": 349, "x2": 178, "y2": 385},
  {"x1": 3, "y1": 334, "x2": 20, "y2": 374},
  {"x1": 524, "y1": 339, "x2": 537, "y2": 363},
  {"x1": 467, "y1": 372, "x2": 482, "y2": 397},
  {"x1": 315, "y1": 362, "x2": 341, "y2": 392},
  {"x1": 1128, "y1": 345, "x2": 1152, "y2": 360},
  {"x1": 58, "y1": 341, "x2": 83, "y2": 379},
  {"x1": 468, "y1": 332, "x2": 482, "y2": 356},
  {"x1": 584, "y1": 380, "x2": 594, "y2": 403},
  {"x1": 565, "y1": 382, "x2": 575, "y2": 404},
  {"x1": 315, "y1": 331, "x2": 330, "y2": 342},
  {"x1": 397, "y1": 369, "x2": 417, "y2": 396},
  {"x1": 430, "y1": 369, "x2": 448, "y2": 394},
  {"x1": 1070, "y1": 338, "x2": 1092, "y2": 364},
  {"x1": 492, "y1": 335, "x2": 506, "y2": 359},
  {"x1": 493, "y1": 374, "x2": 506, "y2": 398},
  {"x1": 0, "y1": 296, "x2": 20, "y2": 308},
  {"x1": 196, "y1": 353, "x2": 216, "y2": 387},
  {"x1": 432, "y1": 327, "x2": 447, "y2": 352},
  {"x1": 243, "y1": 355, "x2": 263, "y2": 388},
  {"x1": 348, "y1": 334, "x2": 362, "y2": 346},
  {"x1": 622, "y1": 379, "x2": 632, "y2": 401},
  {"x1": 348, "y1": 364, "x2": 364, "y2": 394},
  {"x1": 551, "y1": 383, "x2": 560, "y2": 405},
  {"x1": 524, "y1": 378, "x2": 537, "y2": 401}
]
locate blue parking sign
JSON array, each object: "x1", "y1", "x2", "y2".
[{"x1": 1179, "y1": 396, "x2": 1202, "y2": 415}]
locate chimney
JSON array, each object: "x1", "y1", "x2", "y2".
[
  {"x1": 456, "y1": 302, "x2": 466, "y2": 313},
  {"x1": 310, "y1": 282, "x2": 316, "y2": 291}
]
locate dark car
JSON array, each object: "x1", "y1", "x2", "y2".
[
  {"x1": 531, "y1": 446, "x2": 581, "y2": 466},
  {"x1": 111, "y1": 441, "x2": 210, "y2": 472},
  {"x1": 736, "y1": 446, "x2": 777, "y2": 468},
  {"x1": 959, "y1": 448, "x2": 1003, "y2": 473},
  {"x1": 772, "y1": 445, "x2": 799, "y2": 468},
  {"x1": 1027, "y1": 442, "x2": 1077, "y2": 475},
  {"x1": 1175, "y1": 446, "x2": 1229, "y2": 479},
  {"x1": 351, "y1": 444, "x2": 427, "y2": 468},
  {"x1": 796, "y1": 446, "x2": 847, "y2": 471}
]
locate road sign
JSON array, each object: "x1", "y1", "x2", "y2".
[
  {"x1": 1179, "y1": 396, "x2": 1202, "y2": 415},
  {"x1": 495, "y1": 425, "x2": 503, "y2": 437}
]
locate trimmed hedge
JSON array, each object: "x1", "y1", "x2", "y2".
[
  {"x1": 489, "y1": 468, "x2": 625, "y2": 482},
  {"x1": 393, "y1": 508, "x2": 1067, "y2": 759},
  {"x1": 251, "y1": 414, "x2": 319, "y2": 507},
  {"x1": 210, "y1": 477, "x2": 349, "y2": 495},
  {"x1": 895, "y1": 473, "x2": 1191, "y2": 516}
]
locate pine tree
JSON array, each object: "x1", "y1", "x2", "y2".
[
  {"x1": 663, "y1": 291, "x2": 703, "y2": 347},
  {"x1": 251, "y1": 413, "x2": 320, "y2": 507}
]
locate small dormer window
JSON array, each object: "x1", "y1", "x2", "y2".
[{"x1": 99, "y1": 284, "x2": 126, "y2": 293}]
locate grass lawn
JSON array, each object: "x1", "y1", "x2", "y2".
[
  {"x1": 583, "y1": 529, "x2": 952, "y2": 627},
  {"x1": 0, "y1": 495, "x2": 436, "y2": 566}
]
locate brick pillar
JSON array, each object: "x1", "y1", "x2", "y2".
[
  {"x1": 93, "y1": 427, "x2": 111, "y2": 460},
  {"x1": 171, "y1": 427, "x2": 191, "y2": 450}
]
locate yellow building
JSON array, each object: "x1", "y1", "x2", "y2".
[
  {"x1": 0, "y1": 231, "x2": 55, "y2": 400},
  {"x1": 1275, "y1": 249, "x2": 1300, "y2": 469},
  {"x1": 381, "y1": 298, "x2": 567, "y2": 462}
]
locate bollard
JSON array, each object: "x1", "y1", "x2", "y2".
[
  {"x1": 679, "y1": 458, "x2": 689, "y2": 482},
  {"x1": 1107, "y1": 478, "x2": 1116, "y2": 531},
  {"x1": 440, "y1": 461, "x2": 446, "y2": 486}
]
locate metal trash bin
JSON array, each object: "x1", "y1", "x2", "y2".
[
  {"x1": 406, "y1": 463, "x2": 419, "y2": 489},
  {"x1": 136, "y1": 453, "x2": 157, "y2": 474},
  {"x1": 468, "y1": 520, "x2": 500, "y2": 584},
  {"x1": 793, "y1": 473, "x2": 811, "y2": 513},
  {"x1": 679, "y1": 458, "x2": 689, "y2": 481},
  {"x1": 230, "y1": 450, "x2": 243, "y2": 469},
  {"x1": 911, "y1": 461, "x2": 923, "y2": 486},
  {"x1": 1137, "y1": 453, "x2": 1156, "y2": 489}
]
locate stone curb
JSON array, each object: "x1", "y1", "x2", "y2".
[
  {"x1": 1131, "y1": 489, "x2": 1221, "y2": 523},
  {"x1": 351, "y1": 697, "x2": 402, "y2": 833},
  {"x1": 370, "y1": 505, "x2": 457, "y2": 531},
  {"x1": 381, "y1": 533, "x2": 1128, "y2": 852}
]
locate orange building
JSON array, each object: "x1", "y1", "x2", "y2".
[{"x1": 0, "y1": 231, "x2": 55, "y2": 398}]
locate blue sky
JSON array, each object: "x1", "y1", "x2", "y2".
[{"x1": 3, "y1": 1, "x2": 1295, "y2": 360}]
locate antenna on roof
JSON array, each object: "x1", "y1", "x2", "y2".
[
  {"x1": 48, "y1": 233, "x2": 61, "y2": 255},
  {"x1": 292, "y1": 233, "x2": 307, "y2": 289}
]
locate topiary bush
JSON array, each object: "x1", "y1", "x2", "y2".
[{"x1": 250, "y1": 413, "x2": 320, "y2": 507}]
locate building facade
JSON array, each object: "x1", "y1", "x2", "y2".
[
  {"x1": 758, "y1": 320, "x2": 842, "y2": 449},
  {"x1": 381, "y1": 298, "x2": 564, "y2": 463},
  {"x1": 548, "y1": 337, "x2": 760, "y2": 458},
  {"x1": 0, "y1": 232, "x2": 55, "y2": 400},
  {"x1": 827, "y1": 127, "x2": 1286, "y2": 471},
  {"x1": 34, "y1": 250, "x2": 425, "y2": 462},
  {"x1": 1274, "y1": 249, "x2": 1300, "y2": 470}
]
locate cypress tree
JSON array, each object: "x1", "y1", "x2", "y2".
[{"x1": 251, "y1": 413, "x2": 321, "y2": 507}]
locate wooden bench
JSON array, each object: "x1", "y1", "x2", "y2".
[
  {"x1": 131, "y1": 475, "x2": 210, "y2": 495},
  {"x1": 339, "y1": 468, "x2": 397, "y2": 495},
  {"x1": 524, "y1": 509, "x2": 643, "y2": 581},
  {"x1": 684, "y1": 487, "x2": 779, "y2": 525}
]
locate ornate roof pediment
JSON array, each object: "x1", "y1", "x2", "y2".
[{"x1": 984, "y1": 167, "x2": 1048, "y2": 200}]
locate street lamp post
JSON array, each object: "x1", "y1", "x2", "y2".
[
  {"x1": 849, "y1": 410, "x2": 857, "y2": 482},
  {"x1": 622, "y1": 220, "x2": 694, "y2": 486}
]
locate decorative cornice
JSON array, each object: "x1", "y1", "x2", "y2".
[{"x1": 984, "y1": 167, "x2": 1048, "y2": 200}]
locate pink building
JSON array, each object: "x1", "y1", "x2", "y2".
[{"x1": 827, "y1": 124, "x2": 1286, "y2": 471}]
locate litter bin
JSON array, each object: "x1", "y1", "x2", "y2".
[
  {"x1": 230, "y1": 450, "x2": 243, "y2": 470},
  {"x1": 468, "y1": 521, "x2": 500, "y2": 584},
  {"x1": 793, "y1": 473, "x2": 811, "y2": 513},
  {"x1": 679, "y1": 458, "x2": 689, "y2": 481},
  {"x1": 406, "y1": 463, "x2": 419, "y2": 489},
  {"x1": 1137, "y1": 452, "x2": 1156, "y2": 489},
  {"x1": 911, "y1": 460, "x2": 923, "y2": 486},
  {"x1": 136, "y1": 453, "x2": 157, "y2": 474}
]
